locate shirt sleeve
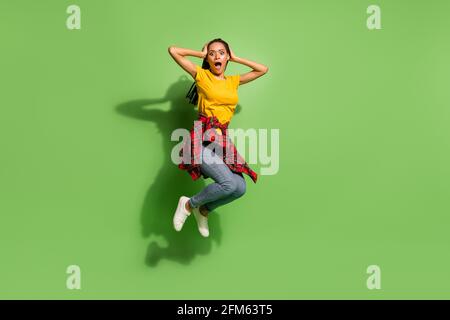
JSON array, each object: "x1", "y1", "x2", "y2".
[
  {"x1": 234, "y1": 74, "x2": 240, "y2": 89},
  {"x1": 195, "y1": 65, "x2": 203, "y2": 83}
]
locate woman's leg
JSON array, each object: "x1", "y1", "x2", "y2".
[
  {"x1": 189, "y1": 143, "x2": 243, "y2": 211},
  {"x1": 202, "y1": 172, "x2": 246, "y2": 213}
]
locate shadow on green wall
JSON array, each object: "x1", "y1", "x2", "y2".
[{"x1": 115, "y1": 75, "x2": 242, "y2": 267}]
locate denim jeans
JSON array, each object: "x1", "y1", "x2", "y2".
[{"x1": 189, "y1": 142, "x2": 246, "y2": 212}]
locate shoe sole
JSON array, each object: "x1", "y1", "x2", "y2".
[
  {"x1": 193, "y1": 210, "x2": 209, "y2": 237},
  {"x1": 173, "y1": 197, "x2": 189, "y2": 231}
]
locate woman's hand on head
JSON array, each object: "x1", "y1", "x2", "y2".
[
  {"x1": 201, "y1": 42, "x2": 209, "y2": 59},
  {"x1": 229, "y1": 47, "x2": 237, "y2": 62}
]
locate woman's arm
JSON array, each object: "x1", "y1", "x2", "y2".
[
  {"x1": 230, "y1": 48, "x2": 269, "y2": 85},
  {"x1": 168, "y1": 45, "x2": 206, "y2": 79}
]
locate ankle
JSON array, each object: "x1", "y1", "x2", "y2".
[
  {"x1": 199, "y1": 205, "x2": 209, "y2": 217},
  {"x1": 185, "y1": 199, "x2": 192, "y2": 213}
]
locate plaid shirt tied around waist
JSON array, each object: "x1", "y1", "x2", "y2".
[{"x1": 177, "y1": 114, "x2": 258, "y2": 183}]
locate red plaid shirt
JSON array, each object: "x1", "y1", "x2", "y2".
[{"x1": 178, "y1": 114, "x2": 258, "y2": 183}]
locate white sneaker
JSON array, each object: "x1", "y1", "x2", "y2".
[
  {"x1": 173, "y1": 196, "x2": 191, "y2": 231},
  {"x1": 193, "y1": 207, "x2": 209, "y2": 237}
]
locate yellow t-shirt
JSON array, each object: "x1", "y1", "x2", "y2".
[{"x1": 195, "y1": 65, "x2": 240, "y2": 125}]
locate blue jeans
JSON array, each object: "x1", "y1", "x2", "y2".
[{"x1": 189, "y1": 142, "x2": 247, "y2": 212}]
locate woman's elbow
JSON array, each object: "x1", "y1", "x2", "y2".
[{"x1": 168, "y1": 46, "x2": 177, "y2": 55}]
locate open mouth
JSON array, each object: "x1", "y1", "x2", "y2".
[{"x1": 214, "y1": 62, "x2": 222, "y2": 70}]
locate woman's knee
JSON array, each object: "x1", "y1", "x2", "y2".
[
  {"x1": 220, "y1": 177, "x2": 239, "y2": 196},
  {"x1": 232, "y1": 175, "x2": 246, "y2": 198}
]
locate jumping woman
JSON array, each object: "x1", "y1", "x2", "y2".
[{"x1": 168, "y1": 38, "x2": 269, "y2": 237}]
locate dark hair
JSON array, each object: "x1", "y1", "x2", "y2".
[{"x1": 186, "y1": 38, "x2": 231, "y2": 105}]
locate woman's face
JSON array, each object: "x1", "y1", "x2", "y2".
[{"x1": 207, "y1": 42, "x2": 229, "y2": 75}]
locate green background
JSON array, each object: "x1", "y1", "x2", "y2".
[{"x1": 1, "y1": 0, "x2": 450, "y2": 299}]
